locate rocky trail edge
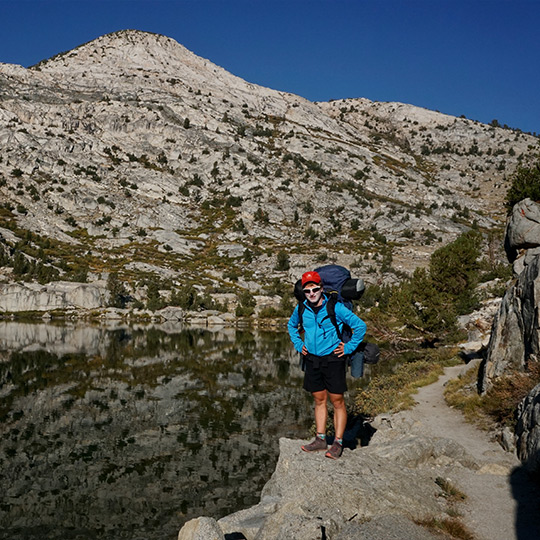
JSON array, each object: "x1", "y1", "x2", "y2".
[{"x1": 399, "y1": 361, "x2": 540, "y2": 540}]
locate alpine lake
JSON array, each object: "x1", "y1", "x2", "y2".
[{"x1": 0, "y1": 321, "x2": 374, "y2": 540}]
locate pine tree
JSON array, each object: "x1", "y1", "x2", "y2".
[{"x1": 107, "y1": 272, "x2": 128, "y2": 308}]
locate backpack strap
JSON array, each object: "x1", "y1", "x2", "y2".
[
  {"x1": 322, "y1": 293, "x2": 342, "y2": 340},
  {"x1": 297, "y1": 301, "x2": 305, "y2": 332}
]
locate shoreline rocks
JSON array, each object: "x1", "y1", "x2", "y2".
[
  {"x1": 0, "y1": 280, "x2": 109, "y2": 312},
  {"x1": 0, "y1": 281, "x2": 288, "y2": 329}
]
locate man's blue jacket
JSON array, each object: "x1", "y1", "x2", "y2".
[{"x1": 288, "y1": 295, "x2": 367, "y2": 357}]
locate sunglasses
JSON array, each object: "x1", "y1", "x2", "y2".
[{"x1": 303, "y1": 286, "x2": 322, "y2": 295}]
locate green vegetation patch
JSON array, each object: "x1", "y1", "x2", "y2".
[
  {"x1": 0, "y1": 216, "x2": 98, "y2": 283},
  {"x1": 505, "y1": 159, "x2": 540, "y2": 210}
]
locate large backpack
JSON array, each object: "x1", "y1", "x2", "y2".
[{"x1": 293, "y1": 264, "x2": 379, "y2": 375}]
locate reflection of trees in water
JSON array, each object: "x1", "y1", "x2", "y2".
[{"x1": 0, "y1": 323, "x2": 309, "y2": 540}]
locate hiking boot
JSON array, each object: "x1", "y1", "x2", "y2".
[
  {"x1": 301, "y1": 437, "x2": 328, "y2": 452},
  {"x1": 325, "y1": 440, "x2": 343, "y2": 459}
]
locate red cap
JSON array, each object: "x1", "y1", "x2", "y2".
[{"x1": 301, "y1": 271, "x2": 322, "y2": 287}]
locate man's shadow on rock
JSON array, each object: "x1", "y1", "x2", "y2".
[{"x1": 510, "y1": 463, "x2": 540, "y2": 540}]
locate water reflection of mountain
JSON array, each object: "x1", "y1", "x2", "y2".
[{"x1": 0, "y1": 323, "x2": 310, "y2": 540}]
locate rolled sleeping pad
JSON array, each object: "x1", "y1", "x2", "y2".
[
  {"x1": 341, "y1": 278, "x2": 365, "y2": 301},
  {"x1": 350, "y1": 350, "x2": 364, "y2": 377}
]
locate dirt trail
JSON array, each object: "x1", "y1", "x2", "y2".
[{"x1": 407, "y1": 362, "x2": 540, "y2": 540}]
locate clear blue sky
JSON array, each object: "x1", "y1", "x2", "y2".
[{"x1": 1, "y1": 0, "x2": 539, "y2": 135}]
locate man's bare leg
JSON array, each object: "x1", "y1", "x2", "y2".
[
  {"x1": 313, "y1": 389, "x2": 328, "y2": 435},
  {"x1": 328, "y1": 392, "x2": 346, "y2": 440}
]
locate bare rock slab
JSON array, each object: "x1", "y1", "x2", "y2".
[
  {"x1": 212, "y1": 436, "x2": 474, "y2": 540},
  {"x1": 0, "y1": 281, "x2": 109, "y2": 312},
  {"x1": 336, "y1": 514, "x2": 443, "y2": 540}
]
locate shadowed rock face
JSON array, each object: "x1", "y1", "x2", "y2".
[
  {"x1": 480, "y1": 256, "x2": 540, "y2": 387},
  {"x1": 516, "y1": 383, "x2": 540, "y2": 477}
]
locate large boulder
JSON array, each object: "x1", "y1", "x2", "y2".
[
  {"x1": 516, "y1": 383, "x2": 540, "y2": 477},
  {"x1": 505, "y1": 198, "x2": 540, "y2": 262},
  {"x1": 177, "y1": 517, "x2": 224, "y2": 540},
  {"x1": 479, "y1": 255, "x2": 540, "y2": 391}
]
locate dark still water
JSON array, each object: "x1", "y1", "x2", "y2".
[{"x1": 0, "y1": 322, "x2": 312, "y2": 540}]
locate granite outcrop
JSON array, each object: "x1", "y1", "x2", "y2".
[
  {"x1": 481, "y1": 198, "x2": 540, "y2": 392},
  {"x1": 480, "y1": 197, "x2": 540, "y2": 476},
  {"x1": 0, "y1": 280, "x2": 108, "y2": 312}
]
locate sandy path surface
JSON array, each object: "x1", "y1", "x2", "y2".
[{"x1": 408, "y1": 362, "x2": 540, "y2": 540}]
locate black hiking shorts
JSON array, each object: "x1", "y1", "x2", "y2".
[{"x1": 303, "y1": 353, "x2": 347, "y2": 394}]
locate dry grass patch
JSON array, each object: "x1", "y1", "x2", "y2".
[
  {"x1": 417, "y1": 517, "x2": 476, "y2": 540},
  {"x1": 436, "y1": 476, "x2": 467, "y2": 503},
  {"x1": 445, "y1": 361, "x2": 540, "y2": 430},
  {"x1": 354, "y1": 360, "x2": 445, "y2": 416},
  {"x1": 419, "y1": 477, "x2": 472, "y2": 539},
  {"x1": 482, "y1": 362, "x2": 540, "y2": 426},
  {"x1": 443, "y1": 363, "x2": 491, "y2": 428}
]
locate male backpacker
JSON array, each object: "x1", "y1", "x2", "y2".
[
  {"x1": 292, "y1": 264, "x2": 379, "y2": 377},
  {"x1": 287, "y1": 267, "x2": 368, "y2": 458}
]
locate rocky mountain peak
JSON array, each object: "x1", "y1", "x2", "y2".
[
  {"x1": 32, "y1": 29, "x2": 249, "y2": 97},
  {"x1": 35, "y1": 30, "x2": 191, "y2": 70},
  {"x1": 1, "y1": 31, "x2": 539, "y2": 307}
]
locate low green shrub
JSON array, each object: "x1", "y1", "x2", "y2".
[{"x1": 505, "y1": 160, "x2": 540, "y2": 210}]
